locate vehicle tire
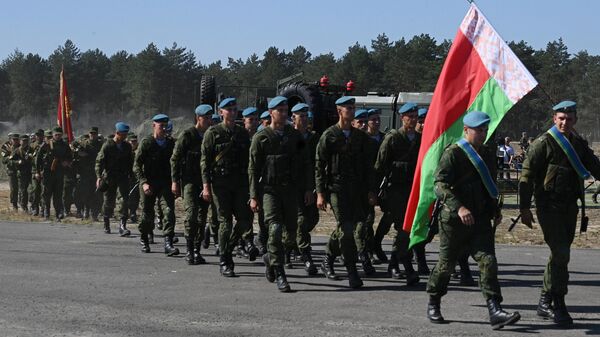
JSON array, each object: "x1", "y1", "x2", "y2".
[
  {"x1": 279, "y1": 83, "x2": 326, "y2": 132},
  {"x1": 200, "y1": 75, "x2": 216, "y2": 106}
]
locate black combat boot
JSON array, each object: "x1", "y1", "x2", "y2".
[
  {"x1": 284, "y1": 250, "x2": 293, "y2": 269},
  {"x1": 486, "y1": 298, "x2": 521, "y2": 330},
  {"x1": 320, "y1": 254, "x2": 340, "y2": 280},
  {"x1": 219, "y1": 256, "x2": 229, "y2": 276},
  {"x1": 301, "y1": 250, "x2": 318, "y2": 276},
  {"x1": 246, "y1": 241, "x2": 259, "y2": 262},
  {"x1": 185, "y1": 237, "x2": 196, "y2": 265},
  {"x1": 387, "y1": 252, "x2": 403, "y2": 279},
  {"x1": 552, "y1": 294, "x2": 573, "y2": 328},
  {"x1": 193, "y1": 240, "x2": 205, "y2": 264},
  {"x1": 140, "y1": 233, "x2": 151, "y2": 253},
  {"x1": 164, "y1": 236, "x2": 180, "y2": 256},
  {"x1": 263, "y1": 253, "x2": 276, "y2": 282},
  {"x1": 129, "y1": 212, "x2": 137, "y2": 223},
  {"x1": 103, "y1": 216, "x2": 111, "y2": 234},
  {"x1": 346, "y1": 264, "x2": 363, "y2": 289},
  {"x1": 427, "y1": 296, "x2": 445, "y2": 323},
  {"x1": 119, "y1": 218, "x2": 131, "y2": 237},
  {"x1": 536, "y1": 291, "x2": 554, "y2": 319},
  {"x1": 202, "y1": 226, "x2": 211, "y2": 249},
  {"x1": 222, "y1": 255, "x2": 236, "y2": 277},
  {"x1": 402, "y1": 258, "x2": 420, "y2": 286},
  {"x1": 359, "y1": 251, "x2": 376, "y2": 276},
  {"x1": 275, "y1": 266, "x2": 291, "y2": 292}
]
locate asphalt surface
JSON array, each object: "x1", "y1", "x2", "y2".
[{"x1": 0, "y1": 220, "x2": 599, "y2": 337}]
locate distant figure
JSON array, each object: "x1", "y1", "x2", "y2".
[
  {"x1": 519, "y1": 131, "x2": 529, "y2": 152},
  {"x1": 497, "y1": 137, "x2": 514, "y2": 179}
]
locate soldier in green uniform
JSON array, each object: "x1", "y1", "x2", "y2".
[
  {"x1": 63, "y1": 135, "x2": 78, "y2": 216},
  {"x1": 134, "y1": 114, "x2": 179, "y2": 256},
  {"x1": 79, "y1": 127, "x2": 103, "y2": 221},
  {"x1": 126, "y1": 133, "x2": 140, "y2": 223},
  {"x1": 286, "y1": 103, "x2": 320, "y2": 275},
  {"x1": 2, "y1": 133, "x2": 21, "y2": 210},
  {"x1": 202, "y1": 114, "x2": 222, "y2": 253},
  {"x1": 96, "y1": 122, "x2": 134, "y2": 236},
  {"x1": 373, "y1": 103, "x2": 421, "y2": 285},
  {"x1": 315, "y1": 96, "x2": 377, "y2": 289},
  {"x1": 28, "y1": 129, "x2": 45, "y2": 216},
  {"x1": 426, "y1": 111, "x2": 519, "y2": 330},
  {"x1": 201, "y1": 97, "x2": 252, "y2": 277},
  {"x1": 519, "y1": 100, "x2": 600, "y2": 328},
  {"x1": 171, "y1": 104, "x2": 213, "y2": 265},
  {"x1": 249, "y1": 97, "x2": 313, "y2": 292},
  {"x1": 35, "y1": 127, "x2": 73, "y2": 220},
  {"x1": 238, "y1": 107, "x2": 261, "y2": 261},
  {"x1": 16, "y1": 134, "x2": 34, "y2": 212}
]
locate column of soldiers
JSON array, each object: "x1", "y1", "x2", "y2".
[{"x1": 2, "y1": 98, "x2": 589, "y2": 330}]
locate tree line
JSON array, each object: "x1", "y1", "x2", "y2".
[{"x1": 0, "y1": 35, "x2": 598, "y2": 139}]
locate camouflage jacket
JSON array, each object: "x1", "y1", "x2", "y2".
[
  {"x1": 134, "y1": 135, "x2": 174, "y2": 187},
  {"x1": 96, "y1": 138, "x2": 133, "y2": 181},
  {"x1": 171, "y1": 126, "x2": 204, "y2": 186},
  {"x1": 201, "y1": 122, "x2": 250, "y2": 187}
]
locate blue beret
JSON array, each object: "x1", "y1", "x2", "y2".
[
  {"x1": 268, "y1": 96, "x2": 288, "y2": 109},
  {"x1": 152, "y1": 114, "x2": 169, "y2": 123},
  {"x1": 291, "y1": 103, "x2": 309, "y2": 113},
  {"x1": 218, "y1": 97, "x2": 236, "y2": 109},
  {"x1": 257, "y1": 124, "x2": 266, "y2": 132},
  {"x1": 115, "y1": 122, "x2": 130, "y2": 133},
  {"x1": 260, "y1": 111, "x2": 271, "y2": 120},
  {"x1": 242, "y1": 107, "x2": 258, "y2": 117},
  {"x1": 211, "y1": 113, "x2": 221, "y2": 122},
  {"x1": 418, "y1": 108, "x2": 428, "y2": 118},
  {"x1": 552, "y1": 100, "x2": 576, "y2": 113},
  {"x1": 398, "y1": 102, "x2": 418, "y2": 115},
  {"x1": 166, "y1": 121, "x2": 173, "y2": 132},
  {"x1": 354, "y1": 109, "x2": 368, "y2": 119},
  {"x1": 463, "y1": 111, "x2": 491, "y2": 128},
  {"x1": 367, "y1": 108, "x2": 381, "y2": 117},
  {"x1": 195, "y1": 104, "x2": 213, "y2": 116},
  {"x1": 335, "y1": 96, "x2": 355, "y2": 106},
  {"x1": 308, "y1": 111, "x2": 314, "y2": 119}
]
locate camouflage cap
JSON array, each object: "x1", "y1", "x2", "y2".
[{"x1": 44, "y1": 129, "x2": 53, "y2": 137}]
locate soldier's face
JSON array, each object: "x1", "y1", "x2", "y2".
[
  {"x1": 368, "y1": 115, "x2": 380, "y2": 132},
  {"x1": 270, "y1": 105, "x2": 288, "y2": 124},
  {"x1": 353, "y1": 118, "x2": 368, "y2": 131},
  {"x1": 154, "y1": 122, "x2": 167, "y2": 137},
  {"x1": 197, "y1": 115, "x2": 211, "y2": 131},
  {"x1": 89, "y1": 132, "x2": 98, "y2": 140},
  {"x1": 220, "y1": 105, "x2": 238, "y2": 122},
  {"x1": 53, "y1": 133, "x2": 62, "y2": 141},
  {"x1": 292, "y1": 112, "x2": 308, "y2": 130},
  {"x1": 338, "y1": 105, "x2": 355, "y2": 122},
  {"x1": 553, "y1": 112, "x2": 577, "y2": 134},
  {"x1": 402, "y1": 112, "x2": 419, "y2": 130},
  {"x1": 243, "y1": 115, "x2": 258, "y2": 130},
  {"x1": 464, "y1": 125, "x2": 488, "y2": 147},
  {"x1": 11, "y1": 139, "x2": 20, "y2": 146},
  {"x1": 114, "y1": 132, "x2": 127, "y2": 142}
]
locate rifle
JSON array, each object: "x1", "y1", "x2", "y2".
[
  {"x1": 377, "y1": 174, "x2": 391, "y2": 199},
  {"x1": 492, "y1": 194, "x2": 504, "y2": 230},
  {"x1": 425, "y1": 198, "x2": 444, "y2": 243},
  {"x1": 128, "y1": 182, "x2": 140, "y2": 196},
  {"x1": 580, "y1": 179, "x2": 589, "y2": 233},
  {"x1": 508, "y1": 214, "x2": 521, "y2": 232}
]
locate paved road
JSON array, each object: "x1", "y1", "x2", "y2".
[{"x1": 0, "y1": 220, "x2": 599, "y2": 337}]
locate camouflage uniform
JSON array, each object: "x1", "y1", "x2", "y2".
[
  {"x1": 1, "y1": 137, "x2": 21, "y2": 210},
  {"x1": 28, "y1": 135, "x2": 45, "y2": 215},
  {"x1": 201, "y1": 122, "x2": 252, "y2": 276},
  {"x1": 15, "y1": 136, "x2": 34, "y2": 211},
  {"x1": 79, "y1": 132, "x2": 103, "y2": 219},
  {"x1": 36, "y1": 133, "x2": 72, "y2": 219}
]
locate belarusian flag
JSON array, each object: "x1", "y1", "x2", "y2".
[{"x1": 403, "y1": 3, "x2": 538, "y2": 247}]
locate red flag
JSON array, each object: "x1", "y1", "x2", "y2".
[{"x1": 57, "y1": 66, "x2": 74, "y2": 143}]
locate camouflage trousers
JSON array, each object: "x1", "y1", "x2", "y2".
[
  {"x1": 263, "y1": 186, "x2": 298, "y2": 267},
  {"x1": 326, "y1": 189, "x2": 365, "y2": 266}
]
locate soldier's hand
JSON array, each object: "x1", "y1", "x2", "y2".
[
  {"x1": 202, "y1": 185, "x2": 212, "y2": 202},
  {"x1": 316, "y1": 193, "x2": 327, "y2": 211},
  {"x1": 96, "y1": 178, "x2": 101, "y2": 189},
  {"x1": 458, "y1": 206, "x2": 474, "y2": 226},
  {"x1": 520, "y1": 208, "x2": 534, "y2": 229},
  {"x1": 171, "y1": 182, "x2": 180, "y2": 198},
  {"x1": 34, "y1": 173, "x2": 40, "y2": 180},
  {"x1": 304, "y1": 191, "x2": 315, "y2": 206},
  {"x1": 249, "y1": 198, "x2": 260, "y2": 213},
  {"x1": 142, "y1": 183, "x2": 153, "y2": 196},
  {"x1": 367, "y1": 192, "x2": 377, "y2": 206}
]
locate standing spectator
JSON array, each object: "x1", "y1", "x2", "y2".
[{"x1": 497, "y1": 137, "x2": 514, "y2": 179}]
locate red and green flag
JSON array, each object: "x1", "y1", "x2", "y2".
[
  {"x1": 403, "y1": 3, "x2": 538, "y2": 247},
  {"x1": 57, "y1": 66, "x2": 74, "y2": 143}
]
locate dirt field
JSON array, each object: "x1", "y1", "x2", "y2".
[{"x1": 0, "y1": 180, "x2": 598, "y2": 249}]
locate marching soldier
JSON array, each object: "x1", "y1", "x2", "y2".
[
  {"x1": 315, "y1": 96, "x2": 377, "y2": 289},
  {"x1": 2, "y1": 133, "x2": 21, "y2": 210},
  {"x1": 170, "y1": 104, "x2": 213, "y2": 265},
  {"x1": 286, "y1": 103, "x2": 320, "y2": 275},
  {"x1": 28, "y1": 129, "x2": 45, "y2": 216},
  {"x1": 519, "y1": 100, "x2": 600, "y2": 328},
  {"x1": 16, "y1": 134, "x2": 33, "y2": 212},
  {"x1": 79, "y1": 127, "x2": 103, "y2": 220},
  {"x1": 126, "y1": 133, "x2": 140, "y2": 223},
  {"x1": 63, "y1": 135, "x2": 78, "y2": 216},
  {"x1": 134, "y1": 114, "x2": 179, "y2": 256},
  {"x1": 426, "y1": 111, "x2": 520, "y2": 330},
  {"x1": 96, "y1": 122, "x2": 134, "y2": 236},
  {"x1": 374, "y1": 103, "x2": 421, "y2": 285},
  {"x1": 249, "y1": 96, "x2": 313, "y2": 292},
  {"x1": 201, "y1": 97, "x2": 252, "y2": 277},
  {"x1": 35, "y1": 127, "x2": 72, "y2": 220}
]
